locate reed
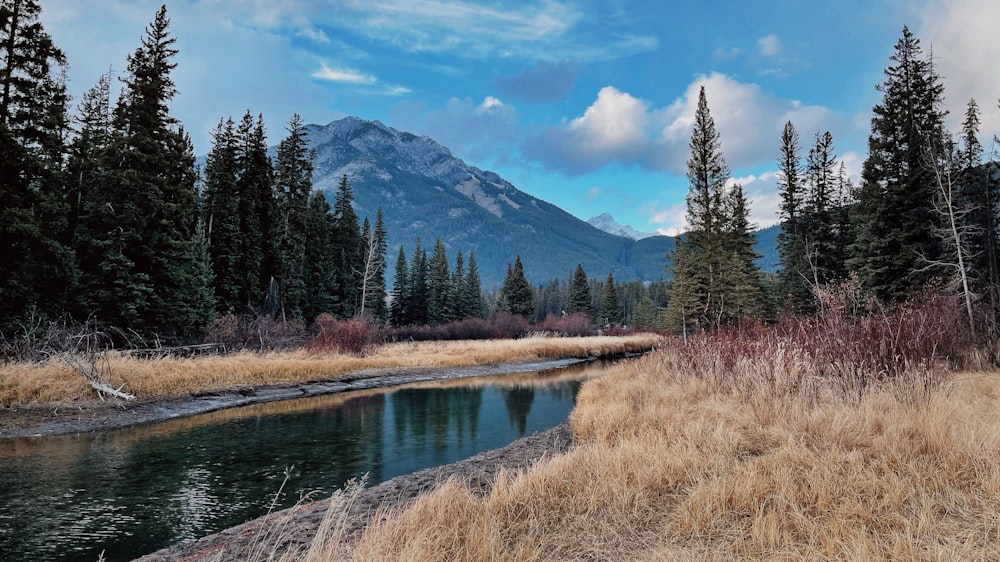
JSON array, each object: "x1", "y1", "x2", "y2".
[{"x1": 0, "y1": 334, "x2": 663, "y2": 408}]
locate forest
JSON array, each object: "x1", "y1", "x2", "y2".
[{"x1": 2, "y1": 1, "x2": 999, "y2": 356}]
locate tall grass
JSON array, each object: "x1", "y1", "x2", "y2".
[
  {"x1": 0, "y1": 334, "x2": 663, "y2": 408},
  {"x1": 310, "y1": 288, "x2": 1000, "y2": 561}
]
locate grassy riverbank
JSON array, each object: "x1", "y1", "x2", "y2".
[
  {"x1": 289, "y1": 302, "x2": 1000, "y2": 560},
  {"x1": 0, "y1": 334, "x2": 662, "y2": 408}
]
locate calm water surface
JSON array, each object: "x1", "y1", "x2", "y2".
[{"x1": 0, "y1": 361, "x2": 600, "y2": 562}]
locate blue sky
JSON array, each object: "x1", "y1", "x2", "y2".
[{"x1": 41, "y1": 0, "x2": 1000, "y2": 235}]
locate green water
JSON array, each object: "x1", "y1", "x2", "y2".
[{"x1": 0, "y1": 362, "x2": 594, "y2": 561}]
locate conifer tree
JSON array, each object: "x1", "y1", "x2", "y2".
[
  {"x1": 451, "y1": 250, "x2": 466, "y2": 319},
  {"x1": 332, "y1": 174, "x2": 362, "y2": 317},
  {"x1": 0, "y1": 0, "x2": 73, "y2": 329},
  {"x1": 80, "y1": 5, "x2": 209, "y2": 339},
  {"x1": 273, "y1": 114, "x2": 314, "y2": 319},
  {"x1": 850, "y1": 26, "x2": 948, "y2": 301},
  {"x1": 389, "y1": 246, "x2": 409, "y2": 326},
  {"x1": 463, "y1": 250, "x2": 484, "y2": 319},
  {"x1": 667, "y1": 87, "x2": 763, "y2": 333},
  {"x1": 406, "y1": 240, "x2": 429, "y2": 325},
  {"x1": 803, "y1": 131, "x2": 844, "y2": 285},
  {"x1": 202, "y1": 118, "x2": 242, "y2": 313},
  {"x1": 566, "y1": 264, "x2": 592, "y2": 316},
  {"x1": 359, "y1": 209, "x2": 388, "y2": 322},
  {"x1": 235, "y1": 111, "x2": 277, "y2": 311},
  {"x1": 600, "y1": 272, "x2": 622, "y2": 326},
  {"x1": 301, "y1": 190, "x2": 338, "y2": 321},
  {"x1": 498, "y1": 256, "x2": 534, "y2": 318},
  {"x1": 427, "y1": 239, "x2": 451, "y2": 325},
  {"x1": 776, "y1": 121, "x2": 813, "y2": 311}
]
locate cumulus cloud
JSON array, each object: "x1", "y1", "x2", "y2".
[
  {"x1": 917, "y1": 0, "x2": 1000, "y2": 135},
  {"x1": 524, "y1": 73, "x2": 839, "y2": 176},
  {"x1": 495, "y1": 60, "x2": 580, "y2": 103}
]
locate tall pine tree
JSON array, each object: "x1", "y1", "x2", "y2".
[
  {"x1": 850, "y1": 26, "x2": 948, "y2": 302},
  {"x1": 273, "y1": 114, "x2": 314, "y2": 320}
]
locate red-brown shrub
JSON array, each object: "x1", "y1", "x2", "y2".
[
  {"x1": 309, "y1": 314, "x2": 384, "y2": 356},
  {"x1": 537, "y1": 312, "x2": 596, "y2": 337}
]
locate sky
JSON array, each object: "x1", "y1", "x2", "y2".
[{"x1": 40, "y1": 0, "x2": 1000, "y2": 235}]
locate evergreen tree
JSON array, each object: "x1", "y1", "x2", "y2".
[
  {"x1": 359, "y1": 209, "x2": 388, "y2": 322},
  {"x1": 632, "y1": 286, "x2": 657, "y2": 329},
  {"x1": 273, "y1": 114, "x2": 314, "y2": 320},
  {"x1": 451, "y1": 250, "x2": 466, "y2": 319},
  {"x1": 849, "y1": 26, "x2": 949, "y2": 301},
  {"x1": 956, "y1": 99, "x2": 1000, "y2": 315},
  {"x1": 77, "y1": 6, "x2": 209, "y2": 339},
  {"x1": 202, "y1": 118, "x2": 242, "y2": 313},
  {"x1": 389, "y1": 246, "x2": 409, "y2": 326},
  {"x1": 803, "y1": 131, "x2": 844, "y2": 285},
  {"x1": 776, "y1": 120, "x2": 813, "y2": 312},
  {"x1": 332, "y1": 174, "x2": 362, "y2": 317},
  {"x1": 722, "y1": 183, "x2": 765, "y2": 319},
  {"x1": 406, "y1": 239, "x2": 429, "y2": 325},
  {"x1": 463, "y1": 250, "x2": 484, "y2": 319},
  {"x1": 566, "y1": 264, "x2": 592, "y2": 316},
  {"x1": 600, "y1": 272, "x2": 622, "y2": 326},
  {"x1": 498, "y1": 256, "x2": 534, "y2": 318},
  {"x1": 235, "y1": 111, "x2": 277, "y2": 312},
  {"x1": 301, "y1": 190, "x2": 338, "y2": 321},
  {"x1": 666, "y1": 87, "x2": 726, "y2": 334},
  {"x1": 0, "y1": 0, "x2": 73, "y2": 329},
  {"x1": 427, "y1": 239, "x2": 451, "y2": 325}
]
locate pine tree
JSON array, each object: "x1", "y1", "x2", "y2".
[
  {"x1": 0, "y1": 0, "x2": 73, "y2": 329},
  {"x1": 202, "y1": 118, "x2": 242, "y2": 313},
  {"x1": 600, "y1": 272, "x2": 622, "y2": 327},
  {"x1": 427, "y1": 239, "x2": 451, "y2": 325},
  {"x1": 776, "y1": 120, "x2": 813, "y2": 312},
  {"x1": 850, "y1": 26, "x2": 949, "y2": 301},
  {"x1": 566, "y1": 264, "x2": 592, "y2": 316},
  {"x1": 332, "y1": 174, "x2": 362, "y2": 318},
  {"x1": 463, "y1": 250, "x2": 484, "y2": 319},
  {"x1": 498, "y1": 256, "x2": 534, "y2": 318},
  {"x1": 667, "y1": 85, "x2": 727, "y2": 334},
  {"x1": 804, "y1": 131, "x2": 843, "y2": 285},
  {"x1": 78, "y1": 5, "x2": 209, "y2": 340},
  {"x1": 389, "y1": 246, "x2": 409, "y2": 326},
  {"x1": 632, "y1": 286, "x2": 657, "y2": 329},
  {"x1": 722, "y1": 183, "x2": 765, "y2": 319},
  {"x1": 451, "y1": 250, "x2": 466, "y2": 319},
  {"x1": 359, "y1": 209, "x2": 388, "y2": 322},
  {"x1": 273, "y1": 114, "x2": 314, "y2": 320},
  {"x1": 406, "y1": 240, "x2": 429, "y2": 325},
  {"x1": 301, "y1": 190, "x2": 338, "y2": 321},
  {"x1": 235, "y1": 111, "x2": 277, "y2": 311}
]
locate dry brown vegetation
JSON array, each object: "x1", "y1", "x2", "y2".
[
  {"x1": 289, "y1": 291, "x2": 1000, "y2": 561},
  {"x1": 0, "y1": 334, "x2": 662, "y2": 408}
]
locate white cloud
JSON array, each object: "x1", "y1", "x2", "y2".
[
  {"x1": 917, "y1": 0, "x2": 1000, "y2": 135},
  {"x1": 479, "y1": 96, "x2": 504, "y2": 111},
  {"x1": 757, "y1": 34, "x2": 782, "y2": 57},
  {"x1": 311, "y1": 62, "x2": 377, "y2": 84},
  {"x1": 525, "y1": 73, "x2": 841, "y2": 175}
]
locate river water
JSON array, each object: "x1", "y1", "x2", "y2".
[{"x1": 0, "y1": 361, "x2": 600, "y2": 562}]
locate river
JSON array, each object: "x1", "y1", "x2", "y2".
[{"x1": 0, "y1": 360, "x2": 601, "y2": 561}]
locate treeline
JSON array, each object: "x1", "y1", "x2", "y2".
[
  {"x1": 666, "y1": 26, "x2": 1000, "y2": 337},
  {"x1": 0, "y1": 3, "x2": 388, "y2": 345}
]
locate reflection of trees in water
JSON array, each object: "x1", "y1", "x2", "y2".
[
  {"x1": 501, "y1": 386, "x2": 535, "y2": 437},
  {"x1": 391, "y1": 387, "x2": 483, "y2": 460},
  {"x1": 533, "y1": 381, "x2": 581, "y2": 403}
]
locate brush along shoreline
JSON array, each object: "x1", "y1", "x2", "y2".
[
  {"x1": 1, "y1": 335, "x2": 662, "y2": 439},
  {"x1": 0, "y1": 357, "x2": 592, "y2": 439}
]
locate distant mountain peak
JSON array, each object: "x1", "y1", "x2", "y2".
[{"x1": 586, "y1": 213, "x2": 656, "y2": 240}]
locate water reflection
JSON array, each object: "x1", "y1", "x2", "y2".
[{"x1": 0, "y1": 360, "x2": 608, "y2": 562}]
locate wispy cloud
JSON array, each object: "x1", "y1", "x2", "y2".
[
  {"x1": 311, "y1": 62, "x2": 377, "y2": 84},
  {"x1": 757, "y1": 34, "x2": 782, "y2": 57},
  {"x1": 495, "y1": 60, "x2": 579, "y2": 103}
]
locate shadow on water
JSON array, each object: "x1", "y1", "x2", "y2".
[{"x1": 0, "y1": 359, "x2": 616, "y2": 562}]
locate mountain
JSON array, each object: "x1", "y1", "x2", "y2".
[
  {"x1": 586, "y1": 213, "x2": 657, "y2": 240},
  {"x1": 302, "y1": 116, "x2": 776, "y2": 286}
]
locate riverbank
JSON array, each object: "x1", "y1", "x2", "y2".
[{"x1": 0, "y1": 334, "x2": 662, "y2": 438}]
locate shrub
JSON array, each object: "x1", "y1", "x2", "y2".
[
  {"x1": 537, "y1": 312, "x2": 596, "y2": 337},
  {"x1": 310, "y1": 315, "x2": 384, "y2": 356},
  {"x1": 204, "y1": 314, "x2": 307, "y2": 351}
]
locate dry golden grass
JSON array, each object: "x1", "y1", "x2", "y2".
[
  {"x1": 326, "y1": 349, "x2": 1000, "y2": 561},
  {"x1": 0, "y1": 334, "x2": 663, "y2": 408}
]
